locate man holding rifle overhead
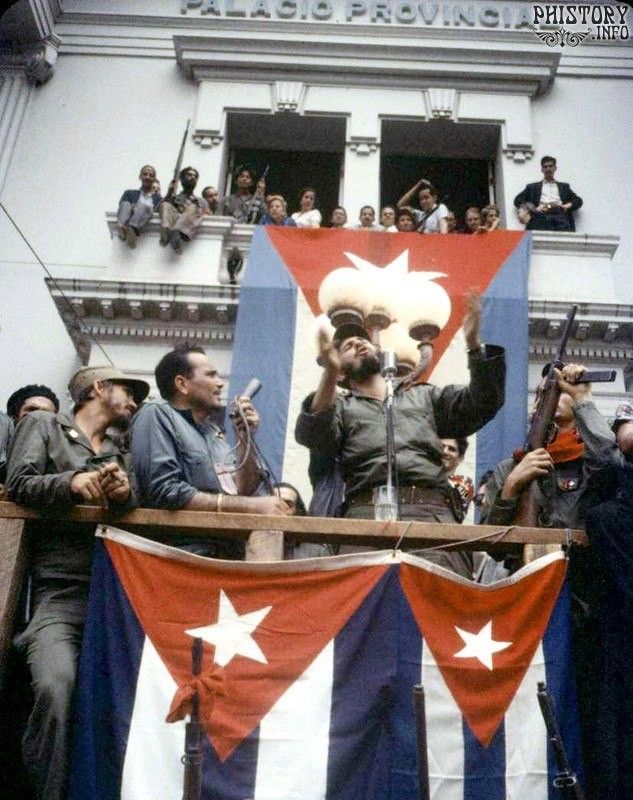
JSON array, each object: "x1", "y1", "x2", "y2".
[
  {"x1": 481, "y1": 362, "x2": 618, "y2": 530},
  {"x1": 480, "y1": 315, "x2": 618, "y2": 798}
]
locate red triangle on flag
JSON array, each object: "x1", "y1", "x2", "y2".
[
  {"x1": 105, "y1": 539, "x2": 389, "y2": 760},
  {"x1": 267, "y1": 228, "x2": 525, "y2": 375},
  {"x1": 399, "y1": 554, "x2": 567, "y2": 746}
]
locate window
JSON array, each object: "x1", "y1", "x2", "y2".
[
  {"x1": 380, "y1": 120, "x2": 500, "y2": 227},
  {"x1": 226, "y1": 113, "x2": 345, "y2": 222}
]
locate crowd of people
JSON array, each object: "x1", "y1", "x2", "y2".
[
  {"x1": 0, "y1": 290, "x2": 625, "y2": 799},
  {"x1": 115, "y1": 155, "x2": 582, "y2": 254},
  {"x1": 0, "y1": 153, "x2": 595, "y2": 800}
]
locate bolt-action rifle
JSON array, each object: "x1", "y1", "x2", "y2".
[
  {"x1": 181, "y1": 637, "x2": 203, "y2": 800},
  {"x1": 537, "y1": 682, "x2": 585, "y2": 799},
  {"x1": 166, "y1": 118, "x2": 191, "y2": 205},
  {"x1": 247, "y1": 164, "x2": 269, "y2": 223},
  {"x1": 513, "y1": 305, "x2": 615, "y2": 527},
  {"x1": 413, "y1": 685, "x2": 430, "y2": 800}
]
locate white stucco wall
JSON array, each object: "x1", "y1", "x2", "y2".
[
  {"x1": 0, "y1": 0, "x2": 631, "y2": 413},
  {"x1": 529, "y1": 76, "x2": 633, "y2": 295},
  {"x1": 0, "y1": 261, "x2": 80, "y2": 412}
]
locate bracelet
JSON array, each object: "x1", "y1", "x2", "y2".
[{"x1": 217, "y1": 493, "x2": 223, "y2": 512}]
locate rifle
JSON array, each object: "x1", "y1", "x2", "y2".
[
  {"x1": 413, "y1": 685, "x2": 430, "y2": 800},
  {"x1": 166, "y1": 118, "x2": 191, "y2": 203},
  {"x1": 181, "y1": 637, "x2": 203, "y2": 800},
  {"x1": 536, "y1": 682, "x2": 585, "y2": 799},
  {"x1": 247, "y1": 164, "x2": 269, "y2": 223},
  {"x1": 513, "y1": 306, "x2": 615, "y2": 526},
  {"x1": 513, "y1": 305, "x2": 577, "y2": 526}
]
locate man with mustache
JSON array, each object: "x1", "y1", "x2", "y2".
[
  {"x1": 6, "y1": 365, "x2": 147, "y2": 800},
  {"x1": 295, "y1": 294, "x2": 505, "y2": 576},
  {"x1": 130, "y1": 344, "x2": 290, "y2": 558}
]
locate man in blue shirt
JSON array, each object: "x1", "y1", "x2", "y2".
[{"x1": 130, "y1": 344, "x2": 290, "y2": 557}]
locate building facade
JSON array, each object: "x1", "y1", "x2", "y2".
[{"x1": 0, "y1": 0, "x2": 631, "y2": 484}]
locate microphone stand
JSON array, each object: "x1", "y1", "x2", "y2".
[{"x1": 377, "y1": 350, "x2": 399, "y2": 521}]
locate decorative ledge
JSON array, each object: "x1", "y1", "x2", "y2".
[
  {"x1": 46, "y1": 277, "x2": 239, "y2": 358},
  {"x1": 531, "y1": 231, "x2": 620, "y2": 259},
  {"x1": 105, "y1": 211, "x2": 234, "y2": 240}
]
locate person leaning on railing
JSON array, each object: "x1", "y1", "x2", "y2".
[
  {"x1": 4, "y1": 365, "x2": 147, "y2": 800},
  {"x1": 129, "y1": 343, "x2": 291, "y2": 559}
]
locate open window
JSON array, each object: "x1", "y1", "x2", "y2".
[
  {"x1": 380, "y1": 120, "x2": 500, "y2": 227},
  {"x1": 226, "y1": 113, "x2": 345, "y2": 221}
]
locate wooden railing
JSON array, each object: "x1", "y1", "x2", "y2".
[{"x1": 0, "y1": 501, "x2": 586, "y2": 675}]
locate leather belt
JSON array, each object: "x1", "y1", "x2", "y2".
[{"x1": 346, "y1": 485, "x2": 448, "y2": 508}]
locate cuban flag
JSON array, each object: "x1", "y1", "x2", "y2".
[
  {"x1": 68, "y1": 527, "x2": 583, "y2": 799},
  {"x1": 227, "y1": 228, "x2": 531, "y2": 500}
]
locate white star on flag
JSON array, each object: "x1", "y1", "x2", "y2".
[
  {"x1": 453, "y1": 620, "x2": 512, "y2": 671},
  {"x1": 186, "y1": 590, "x2": 272, "y2": 668},
  {"x1": 344, "y1": 249, "x2": 446, "y2": 282}
]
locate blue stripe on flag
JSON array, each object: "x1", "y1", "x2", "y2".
[
  {"x1": 68, "y1": 540, "x2": 145, "y2": 800},
  {"x1": 463, "y1": 718, "x2": 506, "y2": 800},
  {"x1": 327, "y1": 567, "x2": 399, "y2": 800},
  {"x1": 228, "y1": 227, "x2": 298, "y2": 481},
  {"x1": 478, "y1": 232, "x2": 531, "y2": 481},
  {"x1": 542, "y1": 580, "x2": 585, "y2": 799},
  {"x1": 204, "y1": 728, "x2": 259, "y2": 800},
  {"x1": 390, "y1": 578, "x2": 423, "y2": 799}
]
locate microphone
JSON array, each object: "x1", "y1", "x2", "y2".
[
  {"x1": 229, "y1": 378, "x2": 262, "y2": 418},
  {"x1": 381, "y1": 351, "x2": 397, "y2": 404},
  {"x1": 380, "y1": 350, "x2": 397, "y2": 379}
]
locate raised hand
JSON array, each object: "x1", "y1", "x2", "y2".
[{"x1": 462, "y1": 290, "x2": 481, "y2": 351}]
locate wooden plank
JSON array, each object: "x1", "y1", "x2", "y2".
[
  {"x1": 0, "y1": 518, "x2": 27, "y2": 683},
  {"x1": 0, "y1": 501, "x2": 587, "y2": 550}
]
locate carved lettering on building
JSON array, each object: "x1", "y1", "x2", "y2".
[{"x1": 181, "y1": 0, "x2": 535, "y2": 28}]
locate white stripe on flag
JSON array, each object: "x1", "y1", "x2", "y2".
[
  {"x1": 504, "y1": 642, "x2": 548, "y2": 800},
  {"x1": 421, "y1": 641, "x2": 465, "y2": 800},
  {"x1": 254, "y1": 641, "x2": 334, "y2": 800},
  {"x1": 281, "y1": 288, "x2": 323, "y2": 502},
  {"x1": 121, "y1": 636, "x2": 184, "y2": 800}
]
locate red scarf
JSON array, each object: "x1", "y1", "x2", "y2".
[
  {"x1": 513, "y1": 428, "x2": 585, "y2": 465},
  {"x1": 546, "y1": 428, "x2": 585, "y2": 464}
]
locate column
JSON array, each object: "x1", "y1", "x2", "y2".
[
  {"x1": 341, "y1": 114, "x2": 381, "y2": 222},
  {"x1": 0, "y1": 70, "x2": 32, "y2": 195}
]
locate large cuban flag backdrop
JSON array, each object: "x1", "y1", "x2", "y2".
[
  {"x1": 227, "y1": 228, "x2": 531, "y2": 500},
  {"x1": 68, "y1": 527, "x2": 583, "y2": 800}
]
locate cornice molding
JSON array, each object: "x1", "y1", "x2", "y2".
[
  {"x1": 529, "y1": 342, "x2": 633, "y2": 364},
  {"x1": 174, "y1": 32, "x2": 560, "y2": 97},
  {"x1": 45, "y1": 9, "x2": 632, "y2": 82},
  {"x1": 28, "y1": 0, "x2": 61, "y2": 40},
  {"x1": 46, "y1": 276, "x2": 238, "y2": 357},
  {"x1": 529, "y1": 299, "x2": 633, "y2": 321},
  {"x1": 531, "y1": 231, "x2": 620, "y2": 259}
]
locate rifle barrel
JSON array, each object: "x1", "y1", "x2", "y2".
[{"x1": 413, "y1": 685, "x2": 430, "y2": 800}]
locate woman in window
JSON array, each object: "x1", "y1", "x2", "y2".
[
  {"x1": 482, "y1": 203, "x2": 501, "y2": 231},
  {"x1": 291, "y1": 187, "x2": 322, "y2": 228},
  {"x1": 260, "y1": 195, "x2": 297, "y2": 226}
]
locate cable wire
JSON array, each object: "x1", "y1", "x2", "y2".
[{"x1": 0, "y1": 201, "x2": 116, "y2": 367}]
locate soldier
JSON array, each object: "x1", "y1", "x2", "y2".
[{"x1": 6, "y1": 366, "x2": 148, "y2": 800}]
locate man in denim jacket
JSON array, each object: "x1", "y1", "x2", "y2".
[{"x1": 130, "y1": 344, "x2": 290, "y2": 557}]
